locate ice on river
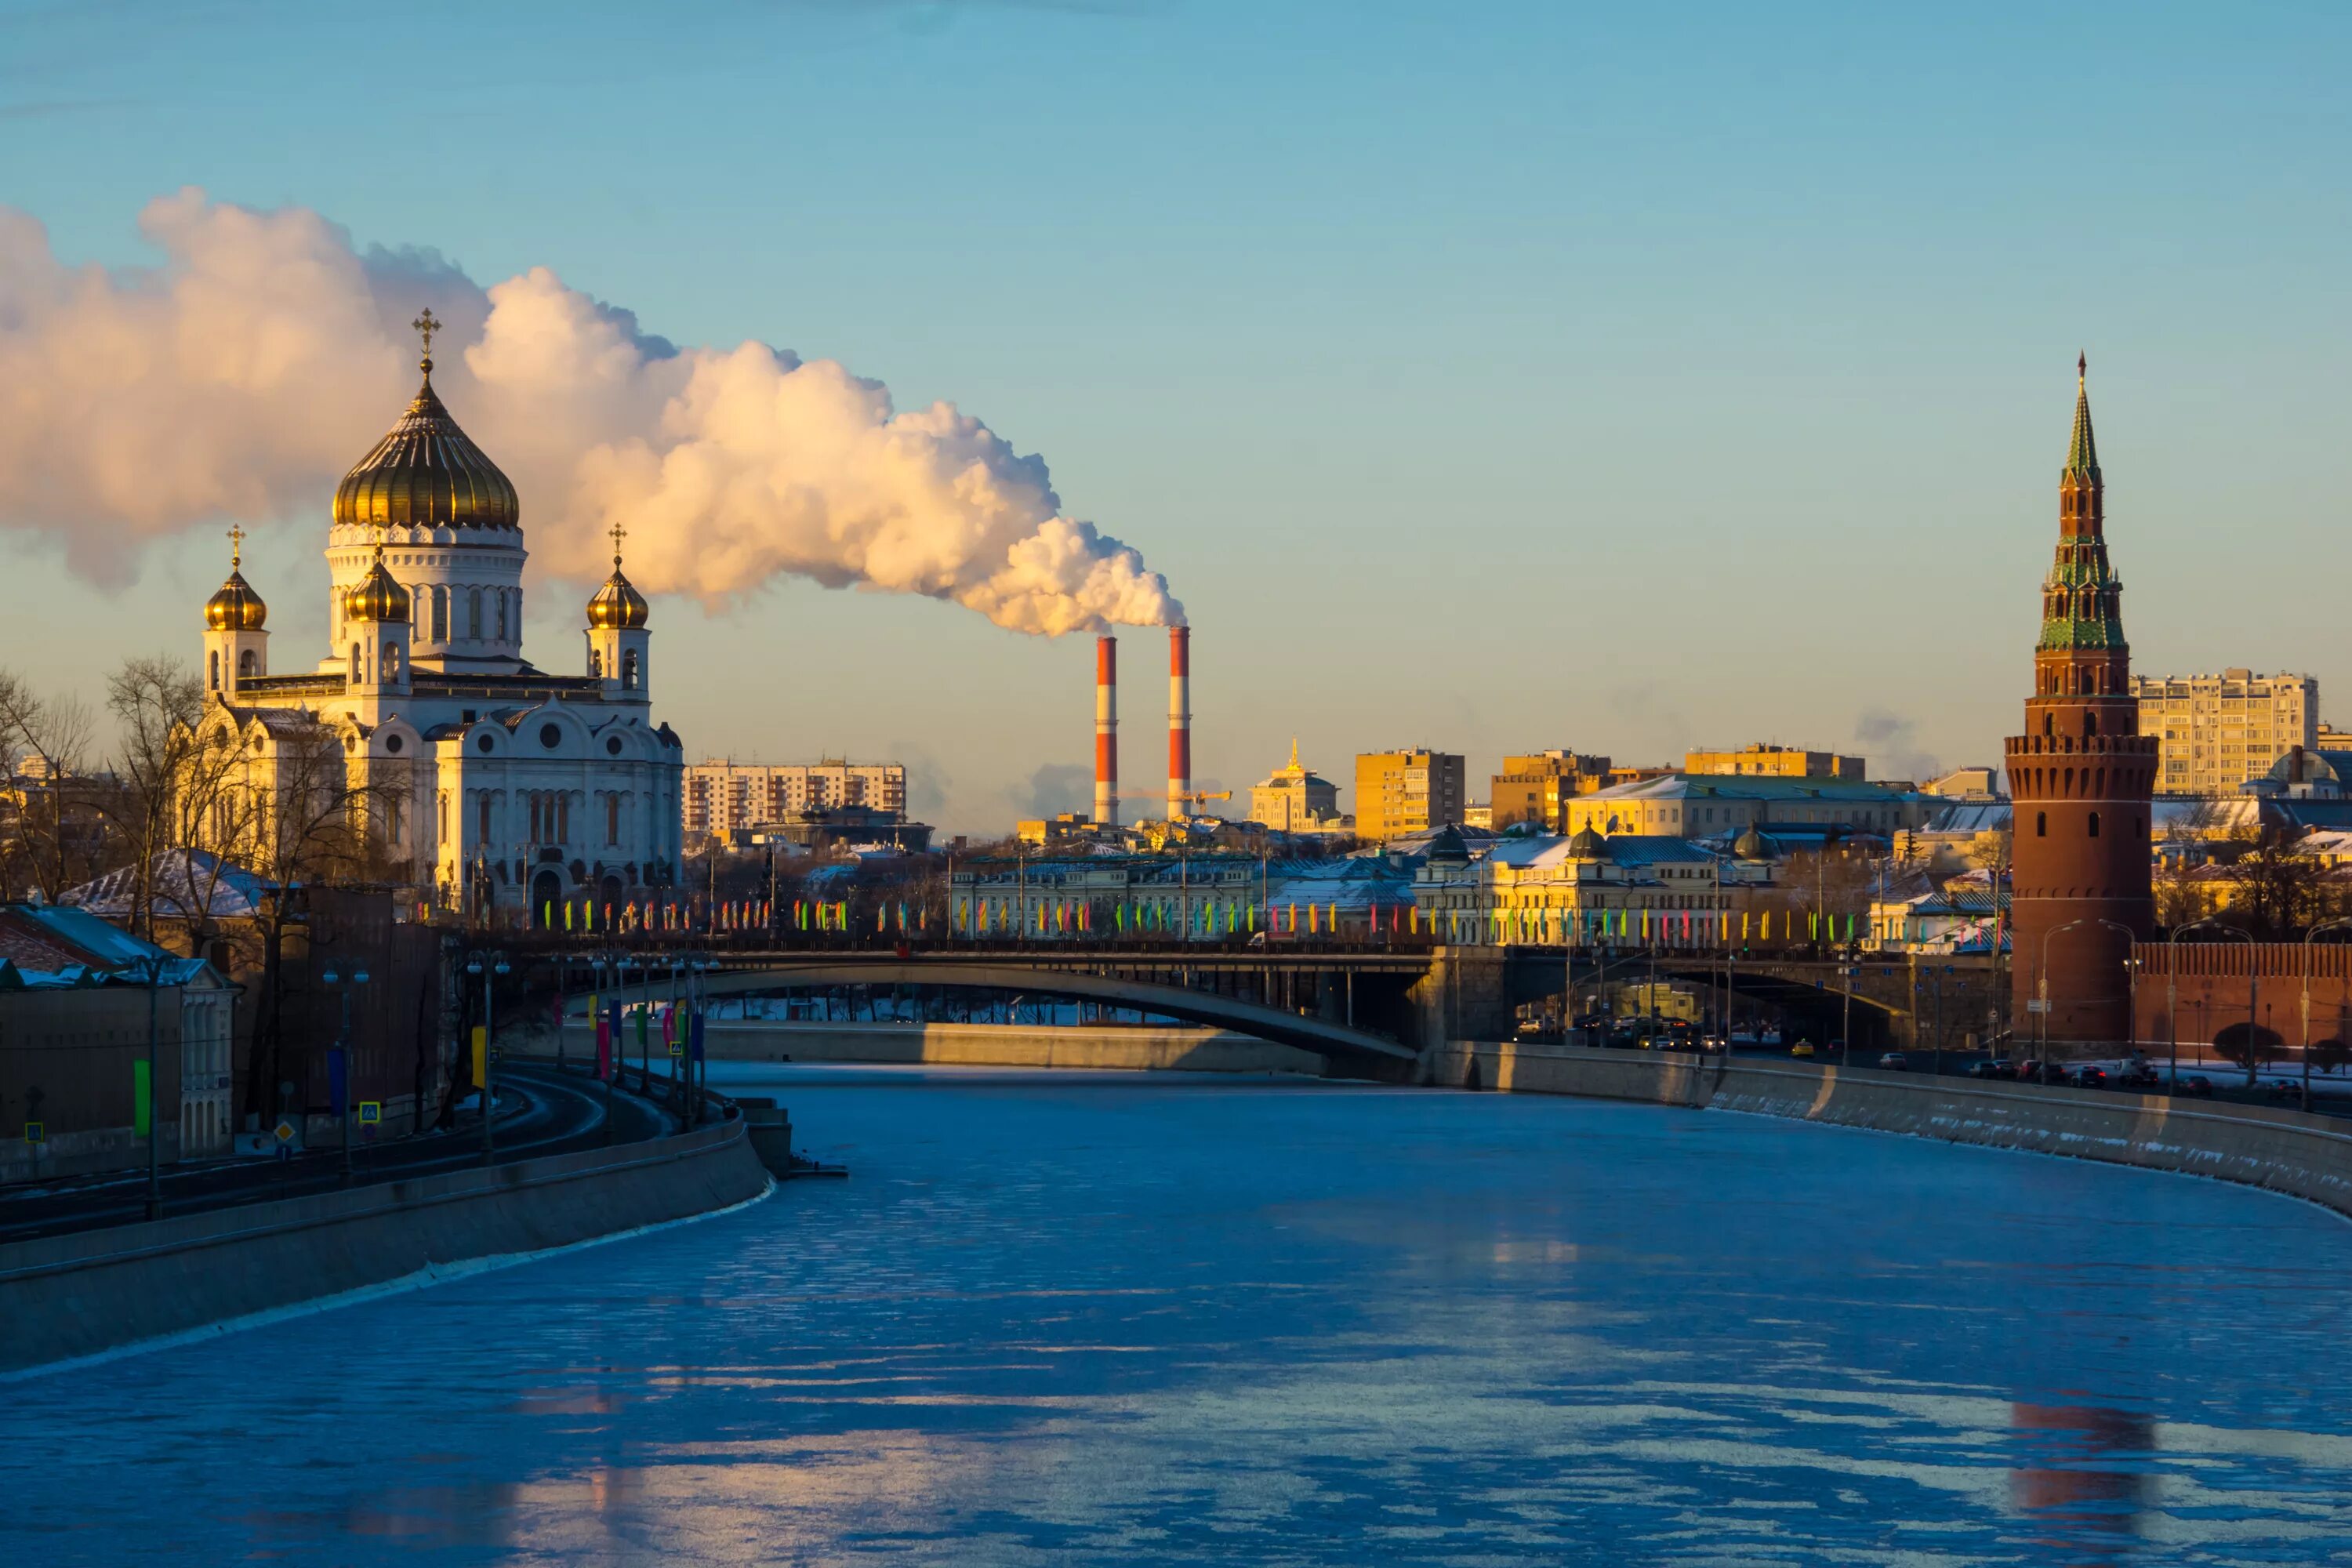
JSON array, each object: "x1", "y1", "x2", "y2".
[{"x1": 9, "y1": 1063, "x2": 2350, "y2": 1566}]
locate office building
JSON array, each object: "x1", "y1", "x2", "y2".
[
  {"x1": 2131, "y1": 670, "x2": 2318, "y2": 793},
  {"x1": 1354, "y1": 750, "x2": 1465, "y2": 842}
]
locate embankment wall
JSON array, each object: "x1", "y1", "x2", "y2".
[
  {"x1": 572, "y1": 1020, "x2": 1327, "y2": 1076},
  {"x1": 1424, "y1": 1040, "x2": 2352, "y2": 1219},
  {"x1": 0, "y1": 1116, "x2": 769, "y2": 1376}
]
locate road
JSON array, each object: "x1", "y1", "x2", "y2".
[{"x1": 0, "y1": 1063, "x2": 677, "y2": 1245}]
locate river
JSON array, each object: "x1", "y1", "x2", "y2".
[{"x1": 10, "y1": 1065, "x2": 2351, "y2": 1565}]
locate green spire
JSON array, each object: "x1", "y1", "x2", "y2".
[{"x1": 2065, "y1": 351, "x2": 2099, "y2": 477}]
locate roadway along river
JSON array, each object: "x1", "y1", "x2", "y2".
[{"x1": 11, "y1": 1065, "x2": 2352, "y2": 1564}]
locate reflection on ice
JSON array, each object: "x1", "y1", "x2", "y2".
[{"x1": 8, "y1": 1067, "x2": 2350, "y2": 1565}]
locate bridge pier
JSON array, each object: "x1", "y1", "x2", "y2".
[{"x1": 1392, "y1": 946, "x2": 1514, "y2": 1055}]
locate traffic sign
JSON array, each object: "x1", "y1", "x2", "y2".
[
  {"x1": 358, "y1": 1101, "x2": 381, "y2": 1125},
  {"x1": 2025, "y1": 1000, "x2": 2051, "y2": 1014},
  {"x1": 23, "y1": 1120, "x2": 43, "y2": 1145},
  {"x1": 274, "y1": 1119, "x2": 299, "y2": 1143}
]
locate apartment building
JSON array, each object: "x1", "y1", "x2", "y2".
[
  {"x1": 2130, "y1": 670, "x2": 2317, "y2": 793},
  {"x1": 682, "y1": 760, "x2": 907, "y2": 839}
]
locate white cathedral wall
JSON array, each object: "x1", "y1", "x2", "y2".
[{"x1": 327, "y1": 522, "x2": 527, "y2": 669}]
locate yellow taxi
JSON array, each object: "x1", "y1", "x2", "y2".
[{"x1": 1789, "y1": 1041, "x2": 1817, "y2": 1058}]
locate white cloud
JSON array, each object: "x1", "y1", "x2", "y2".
[{"x1": 0, "y1": 190, "x2": 1182, "y2": 634}]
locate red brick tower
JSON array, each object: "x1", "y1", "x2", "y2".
[{"x1": 2004, "y1": 357, "x2": 2157, "y2": 1048}]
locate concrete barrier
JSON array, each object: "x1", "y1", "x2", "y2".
[
  {"x1": 576, "y1": 1020, "x2": 1327, "y2": 1076},
  {"x1": 1424, "y1": 1040, "x2": 2352, "y2": 1219},
  {"x1": 0, "y1": 1113, "x2": 771, "y2": 1376}
]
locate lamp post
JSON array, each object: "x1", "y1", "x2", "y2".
[
  {"x1": 2034, "y1": 916, "x2": 2137, "y2": 1080},
  {"x1": 131, "y1": 953, "x2": 170, "y2": 1220},
  {"x1": 2300, "y1": 918, "x2": 2352, "y2": 1110},
  {"x1": 319, "y1": 964, "x2": 370, "y2": 1185},
  {"x1": 463, "y1": 949, "x2": 510, "y2": 1165},
  {"x1": 2166, "y1": 919, "x2": 2247, "y2": 1094}
]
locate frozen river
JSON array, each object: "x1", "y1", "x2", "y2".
[{"x1": 11, "y1": 1065, "x2": 2352, "y2": 1565}]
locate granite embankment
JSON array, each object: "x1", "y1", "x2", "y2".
[
  {"x1": 0, "y1": 1109, "x2": 770, "y2": 1376},
  {"x1": 581, "y1": 1019, "x2": 1327, "y2": 1076},
  {"x1": 1425, "y1": 1040, "x2": 2352, "y2": 1218}
]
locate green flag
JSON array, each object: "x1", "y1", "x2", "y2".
[{"x1": 133, "y1": 1059, "x2": 152, "y2": 1138}]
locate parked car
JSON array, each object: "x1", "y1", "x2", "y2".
[
  {"x1": 1969, "y1": 1059, "x2": 2018, "y2": 1080},
  {"x1": 2115, "y1": 1062, "x2": 2161, "y2": 1089},
  {"x1": 2068, "y1": 1065, "x2": 2110, "y2": 1089},
  {"x1": 1876, "y1": 1052, "x2": 1909, "y2": 1071},
  {"x1": 2265, "y1": 1078, "x2": 2306, "y2": 1102},
  {"x1": 1790, "y1": 1040, "x2": 1817, "y2": 1058},
  {"x1": 2169, "y1": 1073, "x2": 2215, "y2": 1098}
]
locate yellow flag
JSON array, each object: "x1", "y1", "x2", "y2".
[{"x1": 471, "y1": 1024, "x2": 487, "y2": 1090}]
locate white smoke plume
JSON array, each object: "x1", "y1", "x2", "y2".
[{"x1": 0, "y1": 189, "x2": 1183, "y2": 633}]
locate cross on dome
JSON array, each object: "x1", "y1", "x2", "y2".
[
  {"x1": 609, "y1": 519, "x2": 628, "y2": 567},
  {"x1": 227, "y1": 522, "x2": 245, "y2": 568},
  {"x1": 412, "y1": 307, "x2": 441, "y2": 374}
]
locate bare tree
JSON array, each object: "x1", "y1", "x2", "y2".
[
  {"x1": 100, "y1": 655, "x2": 249, "y2": 943},
  {"x1": 0, "y1": 666, "x2": 107, "y2": 900}
]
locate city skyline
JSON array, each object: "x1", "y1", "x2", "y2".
[{"x1": 4, "y1": 2, "x2": 2347, "y2": 832}]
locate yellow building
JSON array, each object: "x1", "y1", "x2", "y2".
[
  {"x1": 1684, "y1": 742, "x2": 1865, "y2": 781},
  {"x1": 2132, "y1": 669, "x2": 2317, "y2": 793},
  {"x1": 1563, "y1": 774, "x2": 1924, "y2": 840},
  {"x1": 1249, "y1": 739, "x2": 1348, "y2": 833},
  {"x1": 1488, "y1": 750, "x2": 1613, "y2": 831},
  {"x1": 1354, "y1": 749, "x2": 1465, "y2": 843},
  {"x1": 1410, "y1": 826, "x2": 1789, "y2": 946}
]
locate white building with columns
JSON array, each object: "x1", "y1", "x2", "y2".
[{"x1": 191, "y1": 314, "x2": 684, "y2": 924}]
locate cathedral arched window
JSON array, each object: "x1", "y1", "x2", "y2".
[
  {"x1": 350, "y1": 643, "x2": 362, "y2": 680},
  {"x1": 622, "y1": 649, "x2": 640, "y2": 691},
  {"x1": 495, "y1": 590, "x2": 509, "y2": 641},
  {"x1": 209, "y1": 652, "x2": 220, "y2": 691},
  {"x1": 468, "y1": 588, "x2": 483, "y2": 641},
  {"x1": 238, "y1": 649, "x2": 256, "y2": 677},
  {"x1": 383, "y1": 641, "x2": 402, "y2": 682},
  {"x1": 590, "y1": 648, "x2": 602, "y2": 677},
  {"x1": 431, "y1": 586, "x2": 448, "y2": 642}
]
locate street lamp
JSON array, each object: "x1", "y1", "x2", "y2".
[
  {"x1": 2034, "y1": 916, "x2": 2136, "y2": 1080},
  {"x1": 2300, "y1": 917, "x2": 2352, "y2": 1110},
  {"x1": 129, "y1": 952, "x2": 171, "y2": 1220},
  {"x1": 2166, "y1": 918, "x2": 2249, "y2": 1094},
  {"x1": 318, "y1": 964, "x2": 370, "y2": 1185},
  {"x1": 462, "y1": 949, "x2": 510, "y2": 1164}
]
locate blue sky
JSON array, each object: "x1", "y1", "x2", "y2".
[{"x1": 4, "y1": 1, "x2": 2347, "y2": 830}]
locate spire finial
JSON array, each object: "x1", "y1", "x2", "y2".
[
  {"x1": 608, "y1": 520, "x2": 628, "y2": 569},
  {"x1": 2078, "y1": 350, "x2": 2086, "y2": 388},
  {"x1": 412, "y1": 307, "x2": 441, "y2": 377},
  {"x1": 227, "y1": 523, "x2": 245, "y2": 570},
  {"x1": 1288, "y1": 735, "x2": 1300, "y2": 771}
]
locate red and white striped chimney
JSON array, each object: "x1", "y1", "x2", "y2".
[
  {"x1": 1094, "y1": 633, "x2": 1118, "y2": 827},
  {"x1": 1167, "y1": 625, "x2": 1192, "y2": 822}
]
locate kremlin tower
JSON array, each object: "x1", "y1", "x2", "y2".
[{"x1": 2002, "y1": 358, "x2": 2156, "y2": 1049}]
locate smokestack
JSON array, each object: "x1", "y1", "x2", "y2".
[
  {"x1": 1094, "y1": 633, "x2": 1118, "y2": 827},
  {"x1": 1167, "y1": 625, "x2": 1192, "y2": 822}
]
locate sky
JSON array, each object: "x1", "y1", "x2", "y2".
[{"x1": 2, "y1": 1, "x2": 2347, "y2": 833}]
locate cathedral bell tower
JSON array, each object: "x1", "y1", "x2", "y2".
[
  {"x1": 343, "y1": 524, "x2": 414, "y2": 704},
  {"x1": 2003, "y1": 357, "x2": 2156, "y2": 1050},
  {"x1": 203, "y1": 524, "x2": 269, "y2": 701},
  {"x1": 584, "y1": 522, "x2": 651, "y2": 704}
]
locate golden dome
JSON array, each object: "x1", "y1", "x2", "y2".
[
  {"x1": 332, "y1": 314, "x2": 519, "y2": 532},
  {"x1": 205, "y1": 528, "x2": 267, "y2": 630},
  {"x1": 343, "y1": 548, "x2": 412, "y2": 624},
  {"x1": 587, "y1": 568, "x2": 649, "y2": 630},
  {"x1": 586, "y1": 522, "x2": 649, "y2": 629}
]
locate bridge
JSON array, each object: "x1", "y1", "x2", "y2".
[{"x1": 532, "y1": 939, "x2": 2002, "y2": 1058}]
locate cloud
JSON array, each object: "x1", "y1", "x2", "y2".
[
  {"x1": 0, "y1": 190, "x2": 1181, "y2": 633},
  {"x1": 1853, "y1": 707, "x2": 1940, "y2": 782},
  {"x1": 1009, "y1": 761, "x2": 1093, "y2": 818}
]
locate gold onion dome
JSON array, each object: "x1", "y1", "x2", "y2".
[
  {"x1": 343, "y1": 546, "x2": 412, "y2": 624},
  {"x1": 586, "y1": 523, "x2": 649, "y2": 630},
  {"x1": 332, "y1": 310, "x2": 520, "y2": 532},
  {"x1": 205, "y1": 531, "x2": 267, "y2": 630}
]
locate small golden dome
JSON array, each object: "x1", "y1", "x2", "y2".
[
  {"x1": 332, "y1": 312, "x2": 519, "y2": 532},
  {"x1": 587, "y1": 567, "x2": 649, "y2": 630},
  {"x1": 343, "y1": 551, "x2": 412, "y2": 624},
  {"x1": 205, "y1": 569, "x2": 267, "y2": 631},
  {"x1": 586, "y1": 522, "x2": 648, "y2": 629}
]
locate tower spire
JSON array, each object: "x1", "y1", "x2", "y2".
[{"x1": 2066, "y1": 351, "x2": 2098, "y2": 477}]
